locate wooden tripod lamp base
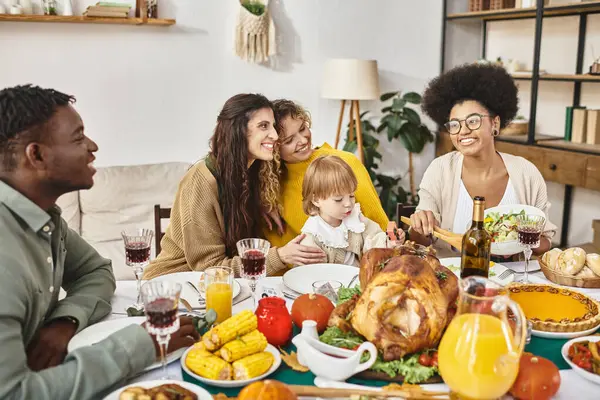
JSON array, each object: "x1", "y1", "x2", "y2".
[{"x1": 333, "y1": 99, "x2": 364, "y2": 163}]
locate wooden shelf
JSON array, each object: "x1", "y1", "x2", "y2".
[
  {"x1": 512, "y1": 73, "x2": 600, "y2": 82},
  {"x1": 538, "y1": 139, "x2": 600, "y2": 155},
  {"x1": 0, "y1": 14, "x2": 175, "y2": 26},
  {"x1": 447, "y1": 0, "x2": 600, "y2": 21},
  {"x1": 496, "y1": 133, "x2": 558, "y2": 143}
]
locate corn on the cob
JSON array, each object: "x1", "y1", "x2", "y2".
[
  {"x1": 220, "y1": 329, "x2": 268, "y2": 362},
  {"x1": 232, "y1": 351, "x2": 274, "y2": 380},
  {"x1": 185, "y1": 349, "x2": 232, "y2": 380},
  {"x1": 203, "y1": 310, "x2": 257, "y2": 351}
]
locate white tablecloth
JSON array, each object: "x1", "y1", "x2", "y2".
[{"x1": 108, "y1": 274, "x2": 600, "y2": 399}]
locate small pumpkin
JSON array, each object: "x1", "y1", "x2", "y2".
[
  {"x1": 509, "y1": 353, "x2": 561, "y2": 400},
  {"x1": 237, "y1": 379, "x2": 297, "y2": 400},
  {"x1": 290, "y1": 293, "x2": 334, "y2": 333}
]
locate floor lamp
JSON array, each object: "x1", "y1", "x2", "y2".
[{"x1": 321, "y1": 59, "x2": 380, "y2": 164}]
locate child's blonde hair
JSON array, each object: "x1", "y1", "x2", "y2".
[{"x1": 302, "y1": 155, "x2": 358, "y2": 216}]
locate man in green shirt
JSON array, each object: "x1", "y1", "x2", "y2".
[{"x1": 0, "y1": 85, "x2": 199, "y2": 399}]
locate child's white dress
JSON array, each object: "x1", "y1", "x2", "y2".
[{"x1": 299, "y1": 203, "x2": 388, "y2": 267}]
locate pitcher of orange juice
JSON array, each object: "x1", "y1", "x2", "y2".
[
  {"x1": 438, "y1": 276, "x2": 527, "y2": 400},
  {"x1": 204, "y1": 267, "x2": 233, "y2": 323}
]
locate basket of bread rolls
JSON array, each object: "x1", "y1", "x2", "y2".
[{"x1": 539, "y1": 247, "x2": 600, "y2": 288}]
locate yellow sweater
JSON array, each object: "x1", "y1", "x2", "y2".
[
  {"x1": 264, "y1": 143, "x2": 389, "y2": 248},
  {"x1": 143, "y1": 161, "x2": 286, "y2": 279}
]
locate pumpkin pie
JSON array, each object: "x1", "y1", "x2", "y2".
[{"x1": 508, "y1": 284, "x2": 600, "y2": 333}]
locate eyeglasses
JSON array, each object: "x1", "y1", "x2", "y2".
[{"x1": 444, "y1": 113, "x2": 493, "y2": 135}]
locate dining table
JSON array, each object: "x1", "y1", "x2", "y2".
[{"x1": 103, "y1": 260, "x2": 600, "y2": 399}]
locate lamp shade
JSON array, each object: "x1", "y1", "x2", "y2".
[{"x1": 321, "y1": 59, "x2": 380, "y2": 100}]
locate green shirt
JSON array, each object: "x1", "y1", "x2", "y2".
[{"x1": 0, "y1": 180, "x2": 155, "y2": 399}]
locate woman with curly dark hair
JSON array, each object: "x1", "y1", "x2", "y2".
[
  {"x1": 409, "y1": 63, "x2": 555, "y2": 255},
  {"x1": 143, "y1": 94, "x2": 323, "y2": 279}
]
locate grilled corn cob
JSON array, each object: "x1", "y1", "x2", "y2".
[
  {"x1": 203, "y1": 310, "x2": 257, "y2": 351},
  {"x1": 220, "y1": 329, "x2": 268, "y2": 362},
  {"x1": 232, "y1": 351, "x2": 274, "y2": 380},
  {"x1": 185, "y1": 348, "x2": 232, "y2": 380}
]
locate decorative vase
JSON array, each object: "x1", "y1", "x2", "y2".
[
  {"x1": 19, "y1": 0, "x2": 33, "y2": 14},
  {"x1": 62, "y1": 0, "x2": 72, "y2": 16}
]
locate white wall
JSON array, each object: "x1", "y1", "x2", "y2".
[{"x1": 0, "y1": 0, "x2": 443, "y2": 191}]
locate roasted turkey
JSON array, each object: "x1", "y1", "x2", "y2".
[{"x1": 328, "y1": 242, "x2": 458, "y2": 361}]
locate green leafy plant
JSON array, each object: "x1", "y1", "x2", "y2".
[
  {"x1": 343, "y1": 91, "x2": 433, "y2": 219},
  {"x1": 343, "y1": 112, "x2": 409, "y2": 218},
  {"x1": 378, "y1": 91, "x2": 434, "y2": 201},
  {"x1": 241, "y1": 0, "x2": 265, "y2": 15}
]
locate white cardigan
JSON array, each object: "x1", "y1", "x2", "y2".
[{"x1": 416, "y1": 151, "x2": 557, "y2": 238}]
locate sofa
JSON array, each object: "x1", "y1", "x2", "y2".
[{"x1": 56, "y1": 162, "x2": 191, "y2": 280}]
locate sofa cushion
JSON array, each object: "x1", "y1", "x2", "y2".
[
  {"x1": 56, "y1": 191, "x2": 81, "y2": 234},
  {"x1": 79, "y1": 162, "x2": 190, "y2": 280}
]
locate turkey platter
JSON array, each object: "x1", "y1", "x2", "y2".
[{"x1": 325, "y1": 242, "x2": 459, "y2": 371}]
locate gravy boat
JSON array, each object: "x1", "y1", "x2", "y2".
[{"x1": 292, "y1": 320, "x2": 378, "y2": 381}]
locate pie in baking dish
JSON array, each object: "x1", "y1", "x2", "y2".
[{"x1": 508, "y1": 284, "x2": 600, "y2": 333}]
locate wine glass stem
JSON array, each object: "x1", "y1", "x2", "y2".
[
  {"x1": 157, "y1": 334, "x2": 170, "y2": 379},
  {"x1": 135, "y1": 267, "x2": 143, "y2": 305},
  {"x1": 523, "y1": 247, "x2": 532, "y2": 283},
  {"x1": 248, "y1": 278, "x2": 257, "y2": 308}
]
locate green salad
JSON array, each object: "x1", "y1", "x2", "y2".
[
  {"x1": 484, "y1": 209, "x2": 525, "y2": 242},
  {"x1": 319, "y1": 285, "x2": 439, "y2": 384}
]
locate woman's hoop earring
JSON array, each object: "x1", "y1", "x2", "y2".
[{"x1": 493, "y1": 129, "x2": 500, "y2": 137}]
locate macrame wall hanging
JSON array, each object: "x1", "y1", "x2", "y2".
[{"x1": 235, "y1": 0, "x2": 277, "y2": 64}]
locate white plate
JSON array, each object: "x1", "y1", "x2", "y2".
[
  {"x1": 282, "y1": 264, "x2": 359, "y2": 294},
  {"x1": 483, "y1": 204, "x2": 546, "y2": 256},
  {"x1": 181, "y1": 343, "x2": 281, "y2": 388},
  {"x1": 532, "y1": 323, "x2": 600, "y2": 339},
  {"x1": 103, "y1": 379, "x2": 213, "y2": 400},
  {"x1": 151, "y1": 272, "x2": 241, "y2": 309},
  {"x1": 562, "y1": 336, "x2": 600, "y2": 385},
  {"x1": 438, "y1": 257, "x2": 514, "y2": 285},
  {"x1": 68, "y1": 317, "x2": 187, "y2": 372}
]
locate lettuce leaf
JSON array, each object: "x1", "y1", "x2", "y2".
[
  {"x1": 319, "y1": 326, "x2": 365, "y2": 349},
  {"x1": 370, "y1": 353, "x2": 438, "y2": 384},
  {"x1": 337, "y1": 285, "x2": 361, "y2": 305}
]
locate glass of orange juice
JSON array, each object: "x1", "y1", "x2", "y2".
[
  {"x1": 437, "y1": 276, "x2": 527, "y2": 400},
  {"x1": 203, "y1": 267, "x2": 233, "y2": 324}
]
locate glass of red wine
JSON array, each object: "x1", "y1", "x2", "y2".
[
  {"x1": 140, "y1": 280, "x2": 181, "y2": 379},
  {"x1": 121, "y1": 229, "x2": 154, "y2": 308},
  {"x1": 236, "y1": 238, "x2": 270, "y2": 308},
  {"x1": 516, "y1": 214, "x2": 546, "y2": 283}
]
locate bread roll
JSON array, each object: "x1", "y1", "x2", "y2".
[
  {"x1": 557, "y1": 247, "x2": 586, "y2": 276},
  {"x1": 542, "y1": 248, "x2": 562, "y2": 270},
  {"x1": 575, "y1": 266, "x2": 597, "y2": 279},
  {"x1": 586, "y1": 253, "x2": 600, "y2": 277}
]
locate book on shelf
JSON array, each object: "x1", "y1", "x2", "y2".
[
  {"x1": 587, "y1": 110, "x2": 600, "y2": 145},
  {"x1": 571, "y1": 108, "x2": 587, "y2": 144},
  {"x1": 84, "y1": 2, "x2": 132, "y2": 18}
]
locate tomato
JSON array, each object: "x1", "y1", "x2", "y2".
[
  {"x1": 431, "y1": 352, "x2": 439, "y2": 368},
  {"x1": 509, "y1": 353, "x2": 561, "y2": 400},
  {"x1": 290, "y1": 293, "x2": 335, "y2": 333},
  {"x1": 351, "y1": 344, "x2": 361, "y2": 351},
  {"x1": 572, "y1": 354, "x2": 592, "y2": 371},
  {"x1": 418, "y1": 353, "x2": 432, "y2": 367}
]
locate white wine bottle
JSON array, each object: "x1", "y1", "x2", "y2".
[{"x1": 460, "y1": 196, "x2": 492, "y2": 278}]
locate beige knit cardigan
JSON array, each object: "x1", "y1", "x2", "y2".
[
  {"x1": 143, "y1": 161, "x2": 286, "y2": 279},
  {"x1": 416, "y1": 151, "x2": 557, "y2": 238}
]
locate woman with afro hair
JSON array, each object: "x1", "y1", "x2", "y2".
[{"x1": 409, "y1": 63, "x2": 556, "y2": 255}]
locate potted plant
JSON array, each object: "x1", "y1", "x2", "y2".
[{"x1": 342, "y1": 91, "x2": 434, "y2": 219}]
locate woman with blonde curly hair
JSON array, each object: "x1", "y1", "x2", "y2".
[
  {"x1": 264, "y1": 99, "x2": 389, "y2": 251},
  {"x1": 144, "y1": 94, "x2": 323, "y2": 279}
]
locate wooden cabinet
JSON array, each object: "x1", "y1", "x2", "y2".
[
  {"x1": 434, "y1": 133, "x2": 600, "y2": 191},
  {"x1": 539, "y1": 148, "x2": 587, "y2": 187},
  {"x1": 585, "y1": 157, "x2": 600, "y2": 191}
]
